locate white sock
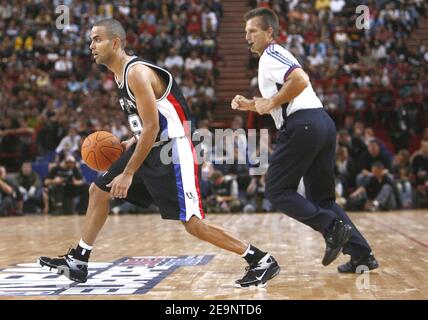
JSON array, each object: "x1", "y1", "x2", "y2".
[
  {"x1": 79, "y1": 239, "x2": 93, "y2": 250},
  {"x1": 241, "y1": 244, "x2": 253, "y2": 257},
  {"x1": 77, "y1": 239, "x2": 93, "y2": 258}
]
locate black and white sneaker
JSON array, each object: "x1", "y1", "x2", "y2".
[
  {"x1": 38, "y1": 248, "x2": 88, "y2": 283},
  {"x1": 235, "y1": 254, "x2": 280, "y2": 288}
]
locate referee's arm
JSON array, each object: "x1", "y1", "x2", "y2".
[{"x1": 254, "y1": 68, "x2": 309, "y2": 114}]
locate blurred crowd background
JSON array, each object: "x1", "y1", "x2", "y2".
[{"x1": 1, "y1": 0, "x2": 428, "y2": 216}]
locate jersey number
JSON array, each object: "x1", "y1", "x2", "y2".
[{"x1": 128, "y1": 114, "x2": 143, "y2": 137}]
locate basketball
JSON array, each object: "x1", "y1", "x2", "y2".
[{"x1": 81, "y1": 131, "x2": 124, "y2": 172}]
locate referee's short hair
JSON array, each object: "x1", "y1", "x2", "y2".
[{"x1": 244, "y1": 8, "x2": 279, "y2": 38}]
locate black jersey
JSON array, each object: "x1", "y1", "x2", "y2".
[{"x1": 115, "y1": 56, "x2": 193, "y2": 143}]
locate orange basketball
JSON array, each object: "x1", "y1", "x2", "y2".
[{"x1": 81, "y1": 131, "x2": 124, "y2": 172}]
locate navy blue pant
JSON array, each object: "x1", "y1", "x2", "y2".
[{"x1": 265, "y1": 108, "x2": 371, "y2": 257}]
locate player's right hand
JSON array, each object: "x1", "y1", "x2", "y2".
[{"x1": 121, "y1": 137, "x2": 136, "y2": 151}]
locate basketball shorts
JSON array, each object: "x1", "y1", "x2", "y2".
[{"x1": 94, "y1": 136, "x2": 205, "y2": 221}]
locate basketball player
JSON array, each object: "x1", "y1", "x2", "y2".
[
  {"x1": 38, "y1": 19, "x2": 279, "y2": 288},
  {"x1": 231, "y1": 8, "x2": 378, "y2": 273}
]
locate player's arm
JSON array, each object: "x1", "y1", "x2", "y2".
[
  {"x1": 254, "y1": 68, "x2": 309, "y2": 114},
  {"x1": 123, "y1": 65, "x2": 160, "y2": 175},
  {"x1": 107, "y1": 64, "x2": 160, "y2": 199}
]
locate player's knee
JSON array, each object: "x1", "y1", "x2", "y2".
[
  {"x1": 183, "y1": 218, "x2": 207, "y2": 239},
  {"x1": 89, "y1": 183, "x2": 110, "y2": 201}
]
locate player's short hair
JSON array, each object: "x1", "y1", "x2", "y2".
[
  {"x1": 244, "y1": 8, "x2": 279, "y2": 38},
  {"x1": 93, "y1": 18, "x2": 126, "y2": 48}
]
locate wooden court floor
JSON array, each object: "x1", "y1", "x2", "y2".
[{"x1": 0, "y1": 211, "x2": 427, "y2": 300}]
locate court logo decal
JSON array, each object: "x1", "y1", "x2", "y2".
[{"x1": 0, "y1": 255, "x2": 213, "y2": 296}]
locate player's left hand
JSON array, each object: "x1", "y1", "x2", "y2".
[
  {"x1": 106, "y1": 172, "x2": 133, "y2": 199},
  {"x1": 254, "y1": 97, "x2": 274, "y2": 114}
]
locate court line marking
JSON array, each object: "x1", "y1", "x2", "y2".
[{"x1": 367, "y1": 217, "x2": 428, "y2": 250}]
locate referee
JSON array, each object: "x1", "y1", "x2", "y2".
[{"x1": 231, "y1": 8, "x2": 378, "y2": 273}]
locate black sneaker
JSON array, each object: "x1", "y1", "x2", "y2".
[
  {"x1": 235, "y1": 254, "x2": 280, "y2": 288},
  {"x1": 38, "y1": 248, "x2": 88, "y2": 283},
  {"x1": 338, "y1": 253, "x2": 379, "y2": 273},
  {"x1": 322, "y1": 219, "x2": 353, "y2": 266}
]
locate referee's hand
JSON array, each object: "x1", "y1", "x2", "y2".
[
  {"x1": 254, "y1": 96, "x2": 273, "y2": 114},
  {"x1": 231, "y1": 95, "x2": 251, "y2": 111}
]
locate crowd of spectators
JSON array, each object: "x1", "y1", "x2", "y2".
[
  {"x1": 247, "y1": 0, "x2": 428, "y2": 142},
  {"x1": 0, "y1": 0, "x2": 224, "y2": 215},
  {"x1": 243, "y1": 0, "x2": 428, "y2": 212},
  {"x1": 0, "y1": 0, "x2": 223, "y2": 172},
  {"x1": 334, "y1": 116, "x2": 428, "y2": 211},
  {"x1": 2, "y1": 0, "x2": 428, "y2": 216}
]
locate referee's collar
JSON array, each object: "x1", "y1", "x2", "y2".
[{"x1": 264, "y1": 40, "x2": 277, "y2": 52}]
